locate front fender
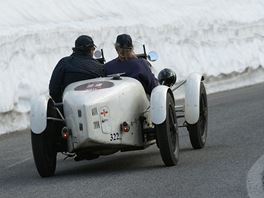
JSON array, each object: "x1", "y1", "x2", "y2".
[
  {"x1": 150, "y1": 85, "x2": 173, "y2": 125},
  {"x1": 30, "y1": 95, "x2": 51, "y2": 134},
  {"x1": 185, "y1": 72, "x2": 204, "y2": 124}
]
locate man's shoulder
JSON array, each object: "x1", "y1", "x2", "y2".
[{"x1": 59, "y1": 55, "x2": 72, "y2": 62}]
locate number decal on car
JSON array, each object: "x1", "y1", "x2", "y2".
[{"x1": 110, "y1": 133, "x2": 120, "y2": 141}]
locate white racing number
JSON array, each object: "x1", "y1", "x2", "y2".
[{"x1": 110, "y1": 133, "x2": 120, "y2": 141}]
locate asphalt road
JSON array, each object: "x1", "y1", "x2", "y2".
[{"x1": 0, "y1": 83, "x2": 263, "y2": 198}]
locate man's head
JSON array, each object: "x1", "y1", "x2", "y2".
[{"x1": 72, "y1": 35, "x2": 96, "y2": 54}]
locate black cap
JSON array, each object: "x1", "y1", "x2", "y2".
[
  {"x1": 115, "y1": 34, "x2": 133, "y2": 49},
  {"x1": 72, "y1": 35, "x2": 96, "y2": 51}
]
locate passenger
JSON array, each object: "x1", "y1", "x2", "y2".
[
  {"x1": 105, "y1": 34, "x2": 158, "y2": 95},
  {"x1": 49, "y1": 35, "x2": 104, "y2": 103}
]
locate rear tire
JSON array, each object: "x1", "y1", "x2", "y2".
[
  {"x1": 31, "y1": 120, "x2": 57, "y2": 177},
  {"x1": 188, "y1": 82, "x2": 208, "y2": 149},
  {"x1": 156, "y1": 93, "x2": 179, "y2": 166}
]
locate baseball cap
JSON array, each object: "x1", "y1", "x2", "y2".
[
  {"x1": 72, "y1": 35, "x2": 96, "y2": 51},
  {"x1": 115, "y1": 34, "x2": 133, "y2": 49}
]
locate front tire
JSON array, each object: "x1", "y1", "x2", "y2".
[
  {"x1": 31, "y1": 120, "x2": 57, "y2": 177},
  {"x1": 156, "y1": 92, "x2": 179, "y2": 166},
  {"x1": 188, "y1": 82, "x2": 208, "y2": 149}
]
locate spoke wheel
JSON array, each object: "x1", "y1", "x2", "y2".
[
  {"x1": 31, "y1": 120, "x2": 57, "y2": 177},
  {"x1": 156, "y1": 93, "x2": 179, "y2": 166},
  {"x1": 188, "y1": 82, "x2": 208, "y2": 149}
]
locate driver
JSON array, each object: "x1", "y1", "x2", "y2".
[
  {"x1": 49, "y1": 35, "x2": 104, "y2": 103},
  {"x1": 104, "y1": 34, "x2": 158, "y2": 95}
]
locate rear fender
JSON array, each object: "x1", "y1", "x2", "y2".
[
  {"x1": 30, "y1": 95, "x2": 51, "y2": 134},
  {"x1": 150, "y1": 85, "x2": 174, "y2": 125},
  {"x1": 185, "y1": 72, "x2": 204, "y2": 124}
]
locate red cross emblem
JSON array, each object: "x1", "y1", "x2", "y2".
[{"x1": 100, "y1": 109, "x2": 108, "y2": 116}]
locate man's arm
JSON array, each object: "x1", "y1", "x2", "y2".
[{"x1": 49, "y1": 60, "x2": 64, "y2": 103}]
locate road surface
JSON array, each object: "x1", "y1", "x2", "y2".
[{"x1": 0, "y1": 83, "x2": 263, "y2": 198}]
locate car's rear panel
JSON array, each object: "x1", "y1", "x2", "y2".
[{"x1": 63, "y1": 77, "x2": 150, "y2": 152}]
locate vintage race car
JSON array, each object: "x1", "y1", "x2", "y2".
[{"x1": 30, "y1": 45, "x2": 208, "y2": 177}]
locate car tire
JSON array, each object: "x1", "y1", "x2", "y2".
[
  {"x1": 156, "y1": 92, "x2": 179, "y2": 166},
  {"x1": 31, "y1": 120, "x2": 57, "y2": 177},
  {"x1": 188, "y1": 82, "x2": 208, "y2": 149}
]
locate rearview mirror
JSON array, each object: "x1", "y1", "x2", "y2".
[
  {"x1": 147, "y1": 51, "x2": 158, "y2": 62},
  {"x1": 94, "y1": 49, "x2": 105, "y2": 64},
  {"x1": 94, "y1": 50, "x2": 102, "y2": 58}
]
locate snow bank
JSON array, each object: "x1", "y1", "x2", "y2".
[{"x1": 0, "y1": 0, "x2": 264, "y2": 134}]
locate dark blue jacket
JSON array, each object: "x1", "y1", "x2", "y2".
[
  {"x1": 105, "y1": 57, "x2": 158, "y2": 95},
  {"x1": 49, "y1": 52, "x2": 104, "y2": 102}
]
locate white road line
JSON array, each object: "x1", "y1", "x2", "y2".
[
  {"x1": 247, "y1": 154, "x2": 264, "y2": 198},
  {"x1": 7, "y1": 158, "x2": 31, "y2": 168}
]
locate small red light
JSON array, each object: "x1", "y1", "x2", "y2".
[
  {"x1": 62, "y1": 133, "x2": 68, "y2": 139},
  {"x1": 123, "y1": 126, "x2": 130, "y2": 132},
  {"x1": 61, "y1": 127, "x2": 69, "y2": 139},
  {"x1": 122, "y1": 122, "x2": 130, "y2": 132}
]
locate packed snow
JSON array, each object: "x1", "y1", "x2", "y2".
[{"x1": 0, "y1": 0, "x2": 264, "y2": 134}]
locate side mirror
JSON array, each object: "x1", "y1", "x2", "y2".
[
  {"x1": 94, "y1": 50, "x2": 102, "y2": 58},
  {"x1": 94, "y1": 49, "x2": 105, "y2": 64},
  {"x1": 147, "y1": 51, "x2": 158, "y2": 62}
]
